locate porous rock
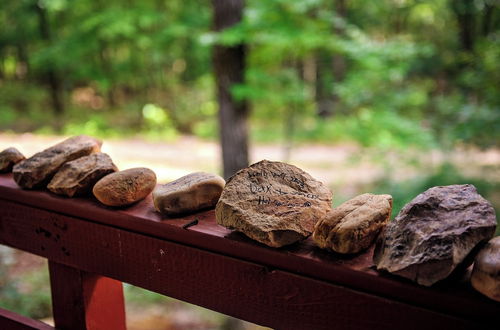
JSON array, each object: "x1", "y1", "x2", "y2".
[
  {"x1": 13, "y1": 135, "x2": 102, "y2": 189},
  {"x1": 313, "y1": 193, "x2": 392, "y2": 254},
  {"x1": 216, "y1": 160, "x2": 333, "y2": 248},
  {"x1": 471, "y1": 236, "x2": 500, "y2": 302},
  {"x1": 93, "y1": 167, "x2": 156, "y2": 207},
  {"x1": 373, "y1": 184, "x2": 497, "y2": 286},
  {"x1": 0, "y1": 147, "x2": 25, "y2": 172},
  {"x1": 47, "y1": 153, "x2": 118, "y2": 197},
  {"x1": 153, "y1": 172, "x2": 225, "y2": 215}
]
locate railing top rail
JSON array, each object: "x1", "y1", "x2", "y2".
[{"x1": 0, "y1": 173, "x2": 497, "y2": 322}]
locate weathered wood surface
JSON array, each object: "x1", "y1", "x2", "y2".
[
  {"x1": 0, "y1": 308, "x2": 53, "y2": 330},
  {"x1": 0, "y1": 173, "x2": 498, "y2": 329},
  {"x1": 49, "y1": 261, "x2": 126, "y2": 330}
]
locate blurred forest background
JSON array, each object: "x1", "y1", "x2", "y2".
[{"x1": 0, "y1": 0, "x2": 499, "y2": 328}]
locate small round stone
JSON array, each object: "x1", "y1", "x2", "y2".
[
  {"x1": 153, "y1": 172, "x2": 225, "y2": 216},
  {"x1": 313, "y1": 193, "x2": 392, "y2": 254},
  {"x1": 0, "y1": 147, "x2": 25, "y2": 173},
  {"x1": 93, "y1": 167, "x2": 156, "y2": 206},
  {"x1": 471, "y1": 236, "x2": 500, "y2": 302}
]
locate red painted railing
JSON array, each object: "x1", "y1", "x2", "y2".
[{"x1": 0, "y1": 173, "x2": 498, "y2": 330}]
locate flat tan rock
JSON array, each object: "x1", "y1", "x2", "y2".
[
  {"x1": 471, "y1": 236, "x2": 500, "y2": 302},
  {"x1": 313, "y1": 193, "x2": 392, "y2": 254},
  {"x1": 153, "y1": 172, "x2": 225, "y2": 215},
  {"x1": 216, "y1": 160, "x2": 333, "y2": 248},
  {"x1": 13, "y1": 135, "x2": 102, "y2": 189},
  {"x1": 0, "y1": 147, "x2": 25, "y2": 172},
  {"x1": 48, "y1": 153, "x2": 118, "y2": 197},
  {"x1": 93, "y1": 167, "x2": 156, "y2": 206}
]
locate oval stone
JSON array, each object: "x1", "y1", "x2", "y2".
[
  {"x1": 471, "y1": 236, "x2": 500, "y2": 302},
  {"x1": 0, "y1": 147, "x2": 25, "y2": 172},
  {"x1": 153, "y1": 172, "x2": 225, "y2": 216},
  {"x1": 313, "y1": 193, "x2": 392, "y2": 254},
  {"x1": 93, "y1": 167, "x2": 157, "y2": 206}
]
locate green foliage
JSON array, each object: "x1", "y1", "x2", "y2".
[
  {"x1": 0, "y1": 0, "x2": 498, "y2": 147},
  {"x1": 0, "y1": 0, "x2": 213, "y2": 137},
  {"x1": 124, "y1": 283, "x2": 170, "y2": 305},
  {"x1": 0, "y1": 260, "x2": 52, "y2": 319},
  {"x1": 207, "y1": 0, "x2": 499, "y2": 149},
  {"x1": 372, "y1": 162, "x2": 500, "y2": 220}
]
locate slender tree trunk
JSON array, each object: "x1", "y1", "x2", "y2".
[
  {"x1": 332, "y1": 0, "x2": 346, "y2": 103},
  {"x1": 452, "y1": 0, "x2": 476, "y2": 53},
  {"x1": 482, "y1": 3, "x2": 495, "y2": 36},
  {"x1": 212, "y1": 0, "x2": 249, "y2": 179},
  {"x1": 16, "y1": 44, "x2": 29, "y2": 79},
  {"x1": 98, "y1": 44, "x2": 116, "y2": 107},
  {"x1": 315, "y1": 0, "x2": 346, "y2": 118},
  {"x1": 315, "y1": 51, "x2": 333, "y2": 118},
  {"x1": 35, "y1": 2, "x2": 64, "y2": 125}
]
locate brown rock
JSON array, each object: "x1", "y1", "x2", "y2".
[
  {"x1": 92, "y1": 167, "x2": 157, "y2": 206},
  {"x1": 216, "y1": 160, "x2": 332, "y2": 248},
  {"x1": 471, "y1": 236, "x2": 500, "y2": 302},
  {"x1": 373, "y1": 184, "x2": 497, "y2": 286},
  {"x1": 47, "y1": 153, "x2": 118, "y2": 197},
  {"x1": 313, "y1": 193, "x2": 392, "y2": 254},
  {"x1": 12, "y1": 135, "x2": 102, "y2": 189},
  {"x1": 153, "y1": 172, "x2": 225, "y2": 215},
  {"x1": 0, "y1": 147, "x2": 25, "y2": 172}
]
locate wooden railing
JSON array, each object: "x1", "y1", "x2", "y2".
[{"x1": 0, "y1": 173, "x2": 498, "y2": 330}]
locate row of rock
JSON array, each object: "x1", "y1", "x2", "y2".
[
  {"x1": 0, "y1": 136, "x2": 154, "y2": 207},
  {"x1": 0, "y1": 136, "x2": 224, "y2": 215},
  {"x1": 1, "y1": 144, "x2": 498, "y2": 300},
  {"x1": 215, "y1": 160, "x2": 393, "y2": 252},
  {"x1": 214, "y1": 160, "x2": 498, "y2": 301}
]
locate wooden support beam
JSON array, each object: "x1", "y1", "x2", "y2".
[{"x1": 49, "y1": 262, "x2": 126, "y2": 330}]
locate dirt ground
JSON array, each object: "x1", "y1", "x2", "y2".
[{"x1": 1, "y1": 132, "x2": 498, "y2": 194}]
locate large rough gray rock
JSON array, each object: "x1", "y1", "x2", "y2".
[
  {"x1": 13, "y1": 135, "x2": 102, "y2": 189},
  {"x1": 374, "y1": 184, "x2": 497, "y2": 286},
  {"x1": 0, "y1": 147, "x2": 25, "y2": 172},
  {"x1": 471, "y1": 236, "x2": 500, "y2": 302},
  {"x1": 216, "y1": 160, "x2": 333, "y2": 248},
  {"x1": 93, "y1": 167, "x2": 157, "y2": 207},
  {"x1": 47, "y1": 153, "x2": 118, "y2": 197},
  {"x1": 313, "y1": 193, "x2": 392, "y2": 254},
  {"x1": 153, "y1": 172, "x2": 225, "y2": 215}
]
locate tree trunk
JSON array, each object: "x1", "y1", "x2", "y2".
[
  {"x1": 212, "y1": 0, "x2": 249, "y2": 179},
  {"x1": 35, "y1": 2, "x2": 65, "y2": 126},
  {"x1": 452, "y1": 0, "x2": 476, "y2": 53},
  {"x1": 315, "y1": 51, "x2": 334, "y2": 118},
  {"x1": 332, "y1": 0, "x2": 346, "y2": 100},
  {"x1": 16, "y1": 44, "x2": 29, "y2": 79},
  {"x1": 482, "y1": 3, "x2": 495, "y2": 37},
  {"x1": 315, "y1": 0, "x2": 346, "y2": 118}
]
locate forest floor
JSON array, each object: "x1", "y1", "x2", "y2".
[{"x1": 0, "y1": 132, "x2": 499, "y2": 329}]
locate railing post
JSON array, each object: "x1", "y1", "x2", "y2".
[{"x1": 48, "y1": 261, "x2": 126, "y2": 330}]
